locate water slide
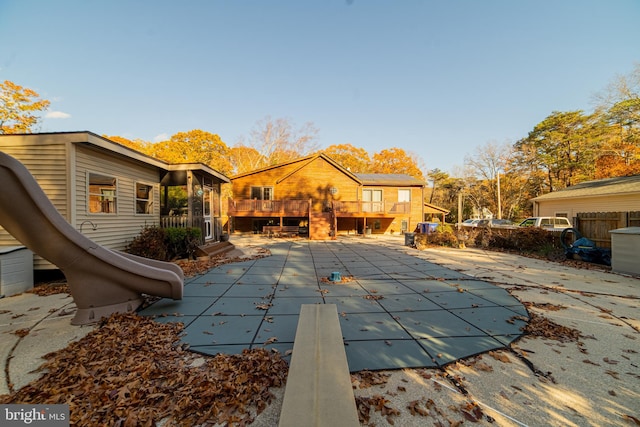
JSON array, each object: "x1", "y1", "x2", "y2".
[{"x1": 0, "y1": 151, "x2": 183, "y2": 325}]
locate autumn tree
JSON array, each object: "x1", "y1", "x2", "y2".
[
  {"x1": 242, "y1": 116, "x2": 319, "y2": 167},
  {"x1": 0, "y1": 80, "x2": 50, "y2": 134},
  {"x1": 370, "y1": 148, "x2": 425, "y2": 180},
  {"x1": 592, "y1": 64, "x2": 640, "y2": 177},
  {"x1": 104, "y1": 135, "x2": 150, "y2": 153},
  {"x1": 229, "y1": 145, "x2": 265, "y2": 175},
  {"x1": 320, "y1": 143, "x2": 371, "y2": 173},
  {"x1": 149, "y1": 130, "x2": 232, "y2": 175}
]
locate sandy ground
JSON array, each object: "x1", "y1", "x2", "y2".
[{"x1": 2, "y1": 237, "x2": 638, "y2": 426}]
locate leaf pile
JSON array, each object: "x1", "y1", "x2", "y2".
[
  {"x1": 0, "y1": 313, "x2": 288, "y2": 426},
  {"x1": 27, "y1": 282, "x2": 70, "y2": 296},
  {"x1": 518, "y1": 312, "x2": 582, "y2": 342},
  {"x1": 351, "y1": 370, "x2": 391, "y2": 388},
  {"x1": 176, "y1": 250, "x2": 270, "y2": 277},
  {"x1": 355, "y1": 395, "x2": 401, "y2": 425}
]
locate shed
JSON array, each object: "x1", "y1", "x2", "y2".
[{"x1": 0, "y1": 246, "x2": 33, "y2": 296}]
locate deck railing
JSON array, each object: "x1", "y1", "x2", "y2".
[
  {"x1": 228, "y1": 199, "x2": 411, "y2": 216},
  {"x1": 332, "y1": 200, "x2": 410, "y2": 215},
  {"x1": 228, "y1": 199, "x2": 311, "y2": 215},
  {"x1": 160, "y1": 216, "x2": 204, "y2": 230}
]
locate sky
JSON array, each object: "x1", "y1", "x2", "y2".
[{"x1": 1, "y1": 0, "x2": 639, "y2": 174}]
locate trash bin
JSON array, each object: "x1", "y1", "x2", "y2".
[{"x1": 405, "y1": 232, "x2": 415, "y2": 246}]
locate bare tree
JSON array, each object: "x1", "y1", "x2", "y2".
[
  {"x1": 245, "y1": 116, "x2": 320, "y2": 167},
  {"x1": 464, "y1": 141, "x2": 512, "y2": 219}
]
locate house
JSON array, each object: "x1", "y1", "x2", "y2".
[
  {"x1": 531, "y1": 175, "x2": 640, "y2": 219},
  {"x1": 531, "y1": 175, "x2": 640, "y2": 247},
  {"x1": 0, "y1": 131, "x2": 230, "y2": 269},
  {"x1": 227, "y1": 153, "x2": 428, "y2": 239}
]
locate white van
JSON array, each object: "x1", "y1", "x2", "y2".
[{"x1": 519, "y1": 217, "x2": 572, "y2": 230}]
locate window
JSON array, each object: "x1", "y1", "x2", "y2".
[
  {"x1": 88, "y1": 173, "x2": 117, "y2": 214},
  {"x1": 135, "y1": 182, "x2": 154, "y2": 214},
  {"x1": 250, "y1": 186, "x2": 273, "y2": 200},
  {"x1": 362, "y1": 189, "x2": 383, "y2": 212},
  {"x1": 251, "y1": 186, "x2": 274, "y2": 210},
  {"x1": 398, "y1": 189, "x2": 411, "y2": 202}
]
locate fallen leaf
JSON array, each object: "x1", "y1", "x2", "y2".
[
  {"x1": 488, "y1": 351, "x2": 511, "y2": 363},
  {"x1": 605, "y1": 370, "x2": 620, "y2": 380}
]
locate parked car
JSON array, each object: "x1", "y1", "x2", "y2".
[
  {"x1": 461, "y1": 219, "x2": 480, "y2": 228},
  {"x1": 519, "y1": 217, "x2": 572, "y2": 230},
  {"x1": 476, "y1": 218, "x2": 515, "y2": 229}
]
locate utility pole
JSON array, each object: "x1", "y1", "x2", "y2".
[
  {"x1": 457, "y1": 190, "x2": 462, "y2": 226},
  {"x1": 497, "y1": 171, "x2": 502, "y2": 220}
]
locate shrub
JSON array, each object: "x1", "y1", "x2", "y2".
[
  {"x1": 126, "y1": 226, "x2": 202, "y2": 261},
  {"x1": 125, "y1": 225, "x2": 167, "y2": 260},
  {"x1": 470, "y1": 227, "x2": 565, "y2": 255},
  {"x1": 165, "y1": 227, "x2": 201, "y2": 260},
  {"x1": 415, "y1": 223, "x2": 460, "y2": 248}
]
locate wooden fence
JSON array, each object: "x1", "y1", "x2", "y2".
[{"x1": 575, "y1": 211, "x2": 640, "y2": 248}]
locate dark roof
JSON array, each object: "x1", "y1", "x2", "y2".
[
  {"x1": 532, "y1": 175, "x2": 640, "y2": 201},
  {"x1": 354, "y1": 173, "x2": 425, "y2": 186},
  {"x1": 232, "y1": 153, "x2": 425, "y2": 187}
]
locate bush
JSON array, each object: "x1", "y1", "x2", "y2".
[
  {"x1": 470, "y1": 227, "x2": 565, "y2": 255},
  {"x1": 164, "y1": 227, "x2": 201, "y2": 260},
  {"x1": 126, "y1": 226, "x2": 202, "y2": 261},
  {"x1": 125, "y1": 225, "x2": 168, "y2": 260},
  {"x1": 415, "y1": 223, "x2": 460, "y2": 248},
  {"x1": 414, "y1": 224, "x2": 567, "y2": 257}
]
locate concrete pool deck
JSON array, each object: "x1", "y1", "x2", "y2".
[
  {"x1": 2, "y1": 234, "x2": 638, "y2": 426},
  {"x1": 139, "y1": 235, "x2": 527, "y2": 371}
]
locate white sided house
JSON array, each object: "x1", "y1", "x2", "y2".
[
  {"x1": 0, "y1": 131, "x2": 230, "y2": 270},
  {"x1": 531, "y1": 175, "x2": 640, "y2": 220}
]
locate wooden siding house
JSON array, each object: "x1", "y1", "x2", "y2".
[
  {"x1": 228, "y1": 153, "x2": 427, "y2": 239},
  {"x1": 0, "y1": 131, "x2": 230, "y2": 269}
]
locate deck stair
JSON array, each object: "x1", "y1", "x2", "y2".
[{"x1": 195, "y1": 240, "x2": 234, "y2": 258}]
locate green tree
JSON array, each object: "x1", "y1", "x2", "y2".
[
  {"x1": 514, "y1": 111, "x2": 601, "y2": 192},
  {"x1": 0, "y1": 80, "x2": 50, "y2": 134},
  {"x1": 426, "y1": 168, "x2": 449, "y2": 204}
]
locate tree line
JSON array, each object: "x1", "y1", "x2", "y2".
[
  {"x1": 429, "y1": 64, "x2": 640, "y2": 221},
  {"x1": 2, "y1": 64, "x2": 639, "y2": 222}
]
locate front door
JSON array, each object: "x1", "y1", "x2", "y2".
[{"x1": 203, "y1": 186, "x2": 213, "y2": 240}]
